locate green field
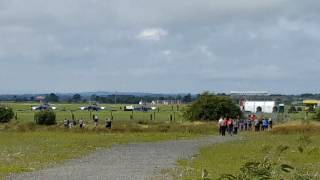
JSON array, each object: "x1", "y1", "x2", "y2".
[
  {"x1": 0, "y1": 102, "x2": 217, "y2": 179},
  {"x1": 1, "y1": 102, "x2": 188, "y2": 124}
]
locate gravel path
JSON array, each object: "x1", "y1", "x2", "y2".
[{"x1": 8, "y1": 135, "x2": 238, "y2": 180}]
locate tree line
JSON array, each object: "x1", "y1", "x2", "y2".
[{"x1": 0, "y1": 93, "x2": 195, "y2": 104}]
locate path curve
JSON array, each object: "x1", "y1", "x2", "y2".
[{"x1": 8, "y1": 135, "x2": 238, "y2": 180}]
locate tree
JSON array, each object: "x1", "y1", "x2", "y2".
[
  {"x1": 46, "y1": 93, "x2": 59, "y2": 102},
  {"x1": 72, "y1": 94, "x2": 82, "y2": 102},
  {"x1": 184, "y1": 92, "x2": 241, "y2": 121},
  {"x1": 183, "y1": 93, "x2": 192, "y2": 103},
  {"x1": 0, "y1": 106, "x2": 14, "y2": 123},
  {"x1": 91, "y1": 94, "x2": 97, "y2": 101}
]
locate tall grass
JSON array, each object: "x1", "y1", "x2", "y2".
[{"x1": 172, "y1": 123, "x2": 320, "y2": 179}]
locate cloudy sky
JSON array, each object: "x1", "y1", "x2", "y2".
[{"x1": 0, "y1": 0, "x2": 319, "y2": 94}]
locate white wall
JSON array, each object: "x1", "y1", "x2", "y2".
[{"x1": 244, "y1": 101, "x2": 275, "y2": 113}]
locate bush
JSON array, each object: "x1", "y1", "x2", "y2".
[
  {"x1": 0, "y1": 106, "x2": 14, "y2": 123},
  {"x1": 184, "y1": 92, "x2": 241, "y2": 121},
  {"x1": 35, "y1": 110, "x2": 56, "y2": 125},
  {"x1": 313, "y1": 108, "x2": 320, "y2": 121}
]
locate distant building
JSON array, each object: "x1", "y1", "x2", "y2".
[
  {"x1": 242, "y1": 101, "x2": 276, "y2": 113},
  {"x1": 303, "y1": 100, "x2": 320, "y2": 111},
  {"x1": 230, "y1": 91, "x2": 269, "y2": 97}
]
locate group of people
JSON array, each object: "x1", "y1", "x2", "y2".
[
  {"x1": 63, "y1": 115, "x2": 112, "y2": 129},
  {"x1": 218, "y1": 114, "x2": 273, "y2": 136},
  {"x1": 64, "y1": 118, "x2": 86, "y2": 129}
]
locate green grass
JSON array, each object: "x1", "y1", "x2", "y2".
[
  {"x1": 174, "y1": 124, "x2": 320, "y2": 179},
  {"x1": 1, "y1": 102, "x2": 187, "y2": 123},
  {"x1": 0, "y1": 131, "x2": 195, "y2": 179},
  {"x1": 0, "y1": 120, "x2": 217, "y2": 179}
]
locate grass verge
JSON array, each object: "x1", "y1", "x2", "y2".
[{"x1": 172, "y1": 123, "x2": 320, "y2": 179}]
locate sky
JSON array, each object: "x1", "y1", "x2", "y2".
[{"x1": 0, "y1": 0, "x2": 319, "y2": 94}]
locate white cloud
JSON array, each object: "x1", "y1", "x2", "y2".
[{"x1": 136, "y1": 28, "x2": 168, "y2": 41}]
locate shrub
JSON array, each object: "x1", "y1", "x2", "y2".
[
  {"x1": 0, "y1": 106, "x2": 14, "y2": 123},
  {"x1": 34, "y1": 110, "x2": 56, "y2": 125},
  {"x1": 184, "y1": 92, "x2": 241, "y2": 121},
  {"x1": 312, "y1": 108, "x2": 320, "y2": 121}
]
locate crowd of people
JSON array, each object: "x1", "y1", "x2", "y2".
[
  {"x1": 218, "y1": 114, "x2": 273, "y2": 136},
  {"x1": 63, "y1": 115, "x2": 112, "y2": 129}
]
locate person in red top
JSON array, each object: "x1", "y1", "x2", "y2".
[{"x1": 226, "y1": 116, "x2": 234, "y2": 136}]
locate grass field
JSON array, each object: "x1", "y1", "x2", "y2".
[
  {"x1": 0, "y1": 131, "x2": 194, "y2": 179},
  {"x1": 1, "y1": 102, "x2": 188, "y2": 123},
  {"x1": 1, "y1": 102, "x2": 319, "y2": 179},
  {"x1": 0, "y1": 119, "x2": 217, "y2": 179},
  {"x1": 173, "y1": 123, "x2": 320, "y2": 179}
]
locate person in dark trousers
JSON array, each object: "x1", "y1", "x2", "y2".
[
  {"x1": 254, "y1": 119, "x2": 259, "y2": 132},
  {"x1": 226, "y1": 117, "x2": 234, "y2": 136},
  {"x1": 105, "y1": 118, "x2": 112, "y2": 129},
  {"x1": 79, "y1": 119, "x2": 84, "y2": 128},
  {"x1": 218, "y1": 117, "x2": 224, "y2": 135},
  {"x1": 268, "y1": 118, "x2": 273, "y2": 130},
  {"x1": 233, "y1": 117, "x2": 239, "y2": 135},
  {"x1": 221, "y1": 118, "x2": 227, "y2": 136},
  {"x1": 93, "y1": 115, "x2": 99, "y2": 127},
  {"x1": 64, "y1": 119, "x2": 69, "y2": 128}
]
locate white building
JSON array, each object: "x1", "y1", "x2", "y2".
[{"x1": 243, "y1": 101, "x2": 275, "y2": 113}]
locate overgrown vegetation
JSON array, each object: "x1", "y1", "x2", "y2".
[
  {"x1": 218, "y1": 142, "x2": 317, "y2": 179},
  {"x1": 184, "y1": 92, "x2": 241, "y2": 121},
  {"x1": 313, "y1": 108, "x2": 320, "y2": 121},
  {"x1": 0, "y1": 106, "x2": 14, "y2": 123},
  {"x1": 34, "y1": 110, "x2": 56, "y2": 125},
  {"x1": 172, "y1": 124, "x2": 320, "y2": 179}
]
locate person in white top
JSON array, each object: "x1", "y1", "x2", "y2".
[{"x1": 218, "y1": 117, "x2": 224, "y2": 135}]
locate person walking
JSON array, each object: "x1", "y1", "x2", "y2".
[
  {"x1": 226, "y1": 117, "x2": 234, "y2": 136},
  {"x1": 93, "y1": 115, "x2": 99, "y2": 127},
  {"x1": 239, "y1": 119, "x2": 244, "y2": 131},
  {"x1": 79, "y1": 118, "x2": 84, "y2": 129},
  {"x1": 218, "y1": 117, "x2": 224, "y2": 135},
  {"x1": 233, "y1": 117, "x2": 239, "y2": 135},
  {"x1": 221, "y1": 118, "x2": 227, "y2": 136},
  {"x1": 254, "y1": 118, "x2": 259, "y2": 132},
  {"x1": 105, "y1": 118, "x2": 112, "y2": 129},
  {"x1": 64, "y1": 118, "x2": 69, "y2": 128},
  {"x1": 262, "y1": 118, "x2": 269, "y2": 131},
  {"x1": 268, "y1": 118, "x2": 273, "y2": 130}
]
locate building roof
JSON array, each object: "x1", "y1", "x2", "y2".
[
  {"x1": 230, "y1": 91, "x2": 269, "y2": 96},
  {"x1": 303, "y1": 100, "x2": 320, "y2": 105}
]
